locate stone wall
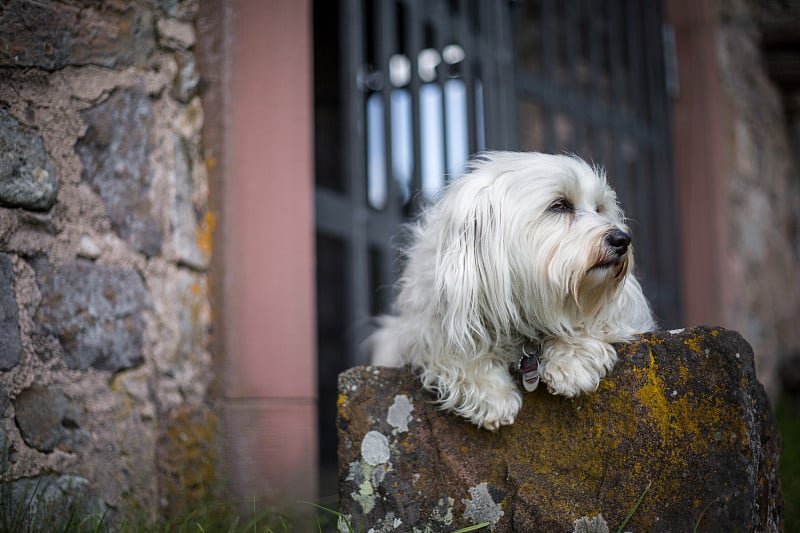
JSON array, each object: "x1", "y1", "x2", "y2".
[
  {"x1": 716, "y1": 0, "x2": 800, "y2": 398},
  {"x1": 0, "y1": 0, "x2": 215, "y2": 523}
]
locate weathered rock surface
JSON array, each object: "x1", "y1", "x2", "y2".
[
  {"x1": 76, "y1": 87, "x2": 162, "y2": 257},
  {"x1": 0, "y1": 1, "x2": 155, "y2": 70},
  {"x1": 13, "y1": 384, "x2": 87, "y2": 453},
  {"x1": 338, "y1": 327, "x2": 783, "y2": 532},
  {"x1": 0, "y1": 253, "x2": 21, "y2": 370},
  {"x1": 31, "y1": 257, "x2": 150, "y2": 373},
  {"x1": 0, "y1": 108, "x2": 58, "y2": 211}
]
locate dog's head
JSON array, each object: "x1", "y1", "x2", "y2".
[{"x1": 428, "y1": 151, "x2": 637, "y2": 342}]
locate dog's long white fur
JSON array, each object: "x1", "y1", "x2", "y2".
[{"x1": 370, "y1": 152, "x2": 655, "y2": 430}]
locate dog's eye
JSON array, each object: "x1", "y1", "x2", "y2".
[{"x1": 548, "y1": 198, "x2": 574, "y2": 213}]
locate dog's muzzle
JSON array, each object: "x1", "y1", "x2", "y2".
[{"x1": 588, "y1": 229, "x2": 631, "y2": 274}]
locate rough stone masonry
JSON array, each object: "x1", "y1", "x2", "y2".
[
  {"x1": 338, "y1": 327, "x2": 784, "y2": 532},
  {"x1": 0, "y1": 0, "x2": 215, "y2": 524}
]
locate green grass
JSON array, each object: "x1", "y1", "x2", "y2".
[
  {"x1": 0, "y1": 486, "x2": 490, "y2": 533},
  {"x1": 776, "y1": 393, "x2": 800, "y2": 531}
]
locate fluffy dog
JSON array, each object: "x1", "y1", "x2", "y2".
[{"x1": 370, "y1": 151, "x2": 655, "y2": 430}]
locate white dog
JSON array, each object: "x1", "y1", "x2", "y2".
[{"x1": 370, "y1": 152, "x2": 655, "y2": 430}]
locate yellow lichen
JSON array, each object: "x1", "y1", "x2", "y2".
[
  {"x1": 196, "y1": 211, "x2": 215, "y2": 258},
  {"x1": 160, "y1": 405, "x2": 218, "y2": 521},
  {"x1": 633, "y1": 344, "x2": 750, "y2": 469},
  {"x1": 599, "y1": 380, "x2": 616, "y2": 390},
  {"x1": 634, "y1": 349, "x2": 676, "y2": 439},
  {"x1": 684, "y1": 335, "x2": 703, "y2": 354}
]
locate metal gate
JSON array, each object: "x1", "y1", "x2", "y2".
[
  {"x1": 513, "y1": 0, "x2": 681, "y2": 326},
  {"x1": 314, "y1": 0, "x2": 517, "y2": 478}
]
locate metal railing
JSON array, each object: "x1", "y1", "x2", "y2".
[{"x1": 513, "y1": 0, "x2": 681, "y2": 326}]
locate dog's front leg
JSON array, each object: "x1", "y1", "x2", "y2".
[
  {"x1": 433, "y1": 356, "x2": 522, "y2": 431},
  {"x1": 539, "y1": 337, "x2": 618, "y2": 397}
]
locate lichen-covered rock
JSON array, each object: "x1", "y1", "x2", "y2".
[{"x1": 337, "y1": 327, "x2": 783, "y2": 532}]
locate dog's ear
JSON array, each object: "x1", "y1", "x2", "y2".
[{"x1": 431, "y1": 186, "x2": 518, "y2": 354}]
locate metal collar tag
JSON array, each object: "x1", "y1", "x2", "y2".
[{"x1": 518, "y1": 341, "x2": 541, "y2": 392}]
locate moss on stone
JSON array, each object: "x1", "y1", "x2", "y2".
[{"x1": 157, "y1": 403, "x2": 218, "y2": 521}]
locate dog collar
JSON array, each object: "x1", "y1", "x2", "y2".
[{"x1": 518, "y1": 340, "x2": 541, "y2": 392}]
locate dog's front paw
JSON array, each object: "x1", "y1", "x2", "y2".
[
  {"x1": 540, "y1": 338, "x2": 617, "y2": 397},
  {"x1": 442, "y1": 368, "x2": 522, "y2": 431},
  {"x1": 478, "y1": 387, "x2": 523, "y2": 431}
]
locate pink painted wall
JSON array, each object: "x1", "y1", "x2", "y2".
[
  {"x1": 219, "y1": 0, "x2": 317, "y2": 503},
  {"x1": 666, "y1": 0, "x2": 731, "y2": 328}
]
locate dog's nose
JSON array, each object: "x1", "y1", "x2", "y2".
[{"x1": 606, "y1": 229, "x2": 631, "y2": 256}]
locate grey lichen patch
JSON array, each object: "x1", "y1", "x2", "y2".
[
  {"x1": 350, "y1": 430, "x2": 394, "y2": 516},
  {"x1": 361, "y1": 430, "x2": 390, "y2": 466},
  {"x1": 430, "y1": 497, "x2": 455, "y2": 526},
  {"x1": 386, "y1": 394, "x2": 413, "y2": 433},
  {"x1": 337, "y1": 366, "x2": 365, "y2": 397},
  {"x1": 462, "y1": 482, "x2": 504, "y2": 529},
  {"x1": 368, "y1": 511, "x2": 403, "y2": 532},
  {"x1": 573, "y1": 514, "x2": 610, "y2": 533},
  {"x1": 371, "y1": 463, "x2": 390, "y2": 487},
  {"x1": 347, "y1": 459, "x2": 376, "y2": 515}
]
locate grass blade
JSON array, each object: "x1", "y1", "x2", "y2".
[
  {"x1": 298, "y1": 501, "x2": 355, "y2": 533},
  {"x1": 453, "y1": 522, "x2": 492, "y2": 532},
  {"x1": 617, "y1": 480, "x2": 652, "y2": 533}
]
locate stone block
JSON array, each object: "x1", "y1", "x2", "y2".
[
  {"x1": 31, "y1": 258, "x2": 150, "y2": 373},
  {"x1": 170, "y1": 135, "x2": 205, "y2": 268},
  {"x1": 337, "y1": 327, "x2": 783, "y2": 532},
  {"x1": 157, "y1": 18, "x2": 196, "y2": 49},
  {"x1": 76, "y1": 88, "x2": 162, "y2": 257},
  {"x1": 0, "y1": 253, "x2": 21, "y2": 370},
  {"x1": 0, "y1": 1, "x2": 155, "y2": 69},
  {"x1": 172, "y1": 50, "x2": 200, "y2": 103},
  {"x1": 13, "y1": 384, "x2": 87, "y2": 453},
  {"x1": 0, "y1": 108, "x2": 58, "y2": 211}
]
